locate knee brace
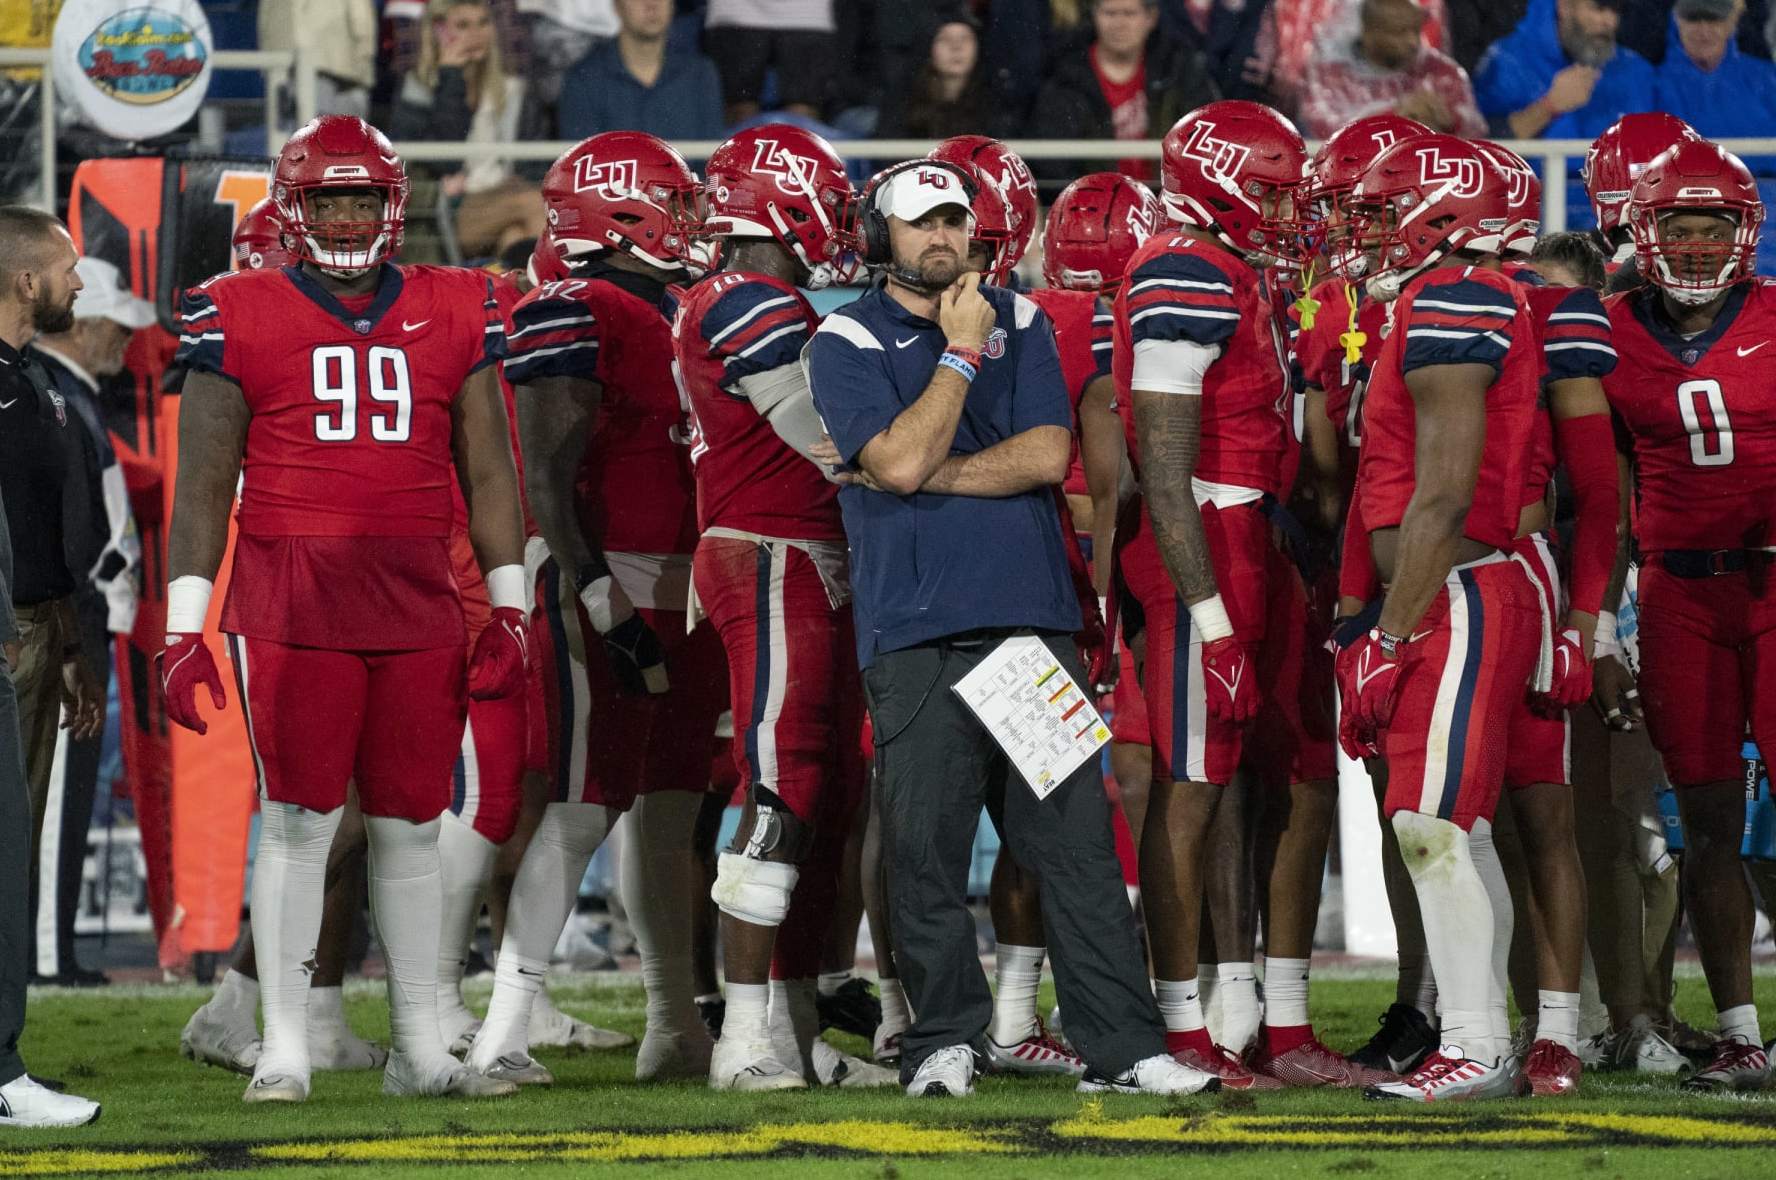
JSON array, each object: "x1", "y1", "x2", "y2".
[{"x1": 711, "y1": 805, "x2": 810, "y2": 927}]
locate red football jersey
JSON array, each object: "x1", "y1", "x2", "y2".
[
  {"x1": 1511, "y1": 276, "x2": 1618, "y2": 510},
  {"x1": 1296, "y1": 275, "x2": 1389, "y2": 446},
  {"x1": 1112, "y1": 232, "x2": 1289, "y2": 494},
  {"x1": 175, "y1": 263, "x2": 505, "y2": 650},
  {"x1": 1604, "y1": 279, "x2": 1776, "y2": 553},
  {"x1": 1356, "y1": 265, "x2": 1540, "y2": 551},
  {"x1": 1025, "y1": 287, "x2": 1113, "y2": 499},
  {"x1": 504, "y1": 272, "x2": 697, "y2": 555},
  {"x1": 673, "y1": 271, "x2": 839, "y2": 542}
]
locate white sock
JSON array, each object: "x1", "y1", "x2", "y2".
[
  {"x1": 1398, "y1": 953, "x2": 1438, "y2": 1020},
  {"x1": 251, "y1": 802, "x2": 343, "y2": 1081},
  {"x1": 817, "y1": 970, "x2": 852, "y2": 997},
  {"x1": 1218, "y1": 961, "x2": 1261, "y2": 1050},
  {"x1": 1262, "y1": 956, "x2": 1310, "y2": 1029},
  {"x1": 306, "y1": 985, "x2": 349, "y2": 1037},
  {"x1": 1198, "y1": 971, "x2": 1222, "y2": 1043},
  {"x1": 990, "y1": 944, "x2": 1044, "y2": 1045},
  {"x1": 1538, "y1": 990, "x2": 1581, "y2": 1052},
  {"x1": 879, "y1": 977, "x2": 911, "y2": 1033},
  {"x1": 1468, "y1": 817, "x2": 1514, "y2": 1057},
  {"x1": 213, "y1": 968, "x2": 259, "y2": 1017},
  {"x1": 1392, "y1": 811, "x2": 1496, "y2": 1064},
  {"x1": 768, "y1": 977, "x2": 821, "y2": 1079},
  {"x1": 436, "y1": 812, "x2": 496, "y2": 1041},
  {"x1": 723, "y1": 981, "x2": 769, "y2": 1045},
  {"x1": 468, "y1": 802, "x2": 610, "y2": 1068},
  {"x1": 621, "y1": 791, "x2": 704, "y2": 1040},
  {"x1": 365, "y1": 814, "x2": 452, "y2": 1069},
  {"x1": 1719, "y1": 1003, "x2": 1761, "y2": 1046},
  {"x1": 1155, "y1": 977, "x2": 1205, "y2": 1034}
]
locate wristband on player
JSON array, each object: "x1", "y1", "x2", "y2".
[
  {"x1": 484, "y1": 564, "x2": 527, "y2": 613},
  {"x1": 937, "y1": 351, "x2": 978, "y2": 384},
  {"x1": 945, "y1": 345, "x2": 982, "y2": 369},
  {"x1": 1374, "y1": 628, "x2": 1410, "y2": 660},
  {"x1": 1185, "y1": 593, "x2": 1234, "y2": 643},
  {"x1": 1593, "y1": 610, "x2": 1622, "y2": 660},
  {"x1": 166, "y1": 575, "x2": 214, "y2": 634}
]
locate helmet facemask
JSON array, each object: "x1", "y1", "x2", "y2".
[
  {"x1": 1634, "y1": 206, "x2": 1760, "y2": 306},
  {"x1": 282, "y1": 183, "x2": 403, "y2": 278}
]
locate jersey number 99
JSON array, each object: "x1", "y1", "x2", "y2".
[{"x1": 312, "y1": 345, "x2": 413, "y2": 443}]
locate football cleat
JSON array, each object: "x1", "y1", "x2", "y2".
[
  {"x1": 1681, "y1": 1039, "x2": 1769, "y2": 1092},
  {"x1": 817, "y1": 977, "x2": 882, "y2": 1040},
  {"x1": 709, "y1": 1037, "x2": 806, "y2": 1092},
  {"x1": 308, "y1": 1022, "x2": 388, "y2": 1072},
  {"x1": 1170, "y1": 1041, "x2": 1284, "y2": 1091},
  {"x1": 983, "y1": 1019, "x2": 1085, "y2": 1076},
  {"x1": 383, "y1": 1051, "x2": 518, "y2": 1098},
  {"x1": 1078, "y1": 1053, "x2": 1220, "y2": 1096},
  {"x1": 180, "y1": 1002, "x2": 261, "y2": 1076},
  {"x1": 1658, "y1": 1013, "x2": 1717, "y2": 1057},
  {"x1": 242, "y1": 1070, "x2": 309, "y2": 1104},
  {"x1": 1523, "y1": 1039, "x2": 1582, "y2": 1096},
  {"x1": 1620, "y1": 1024, "x2": 1691, "y2": 1075},
  {"x1": 478, "y1": 1051, "x2": 554, "y2": 1086},
  {"x1": 1248, "y1": 1033, "x2": 1397, "y2": 1088},
  {"x1": 448, "y1": 1019, "x2": 482, "y2": 1057},
  {"x1": 1576, "y1": 1029, "x2": 1617, "y2": 1069},
  {"x1": 1349, "y1": 1003, "x2": 1439, "y2": 1077},
  {"x1": 530, "y1": 991, "x2": 634, "y2": 1050},
  {"x1": 906, "y1": 1044, "x2": 976, "y2": 1098},
  {"x1": 1364, "y1": 1050, "x2": 1517, "y2": 1103},
  {"x1": 809, "y1": 1040, "x2": 899, "y2": 1088},
  {"x1": 873, "y1": 1023, "x2": 905, "y2": 1068},
  {"x1": 0, "y1": 1075, "x2": 99, "y2": 1127},
  {"x1": 634, "y1": 1026, "x2": 714, "y2": 1082}
]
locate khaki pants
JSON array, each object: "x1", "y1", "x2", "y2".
[{"x1": 10, "y1": 599, "x2": 67, "y2": 931}]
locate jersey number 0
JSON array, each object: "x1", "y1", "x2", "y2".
[{"x1": 311, "y1": 345, "x2": 413, "y2": 443}]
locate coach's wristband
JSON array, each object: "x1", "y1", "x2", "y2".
[
  {"x1": 937, "y1": 352, "x2": 978, "y2": 384},
  {"x1": 1186, "y1": 593, "x2": 1234, "y2": 643},
  {"x1": 485, "y1": 564, "x2": 526, "y2": 613},
  {"x1": 945, "y1": 345, "x2": 982, "y2": 369},
  {"x1": 166, "y1": 575, "x2": 214, "y2": 634},
  {"x1": 1593, "y1": 610, "x2": 1622, "y2": 660}
]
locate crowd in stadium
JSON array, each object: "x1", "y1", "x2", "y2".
[{"x1": 0, "y1": 0, "x2": 1775, "y2": 1135}]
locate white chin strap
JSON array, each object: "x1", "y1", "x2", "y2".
[
  {"x1": 1366, "y1": 247, "x2": 1447, "y2": 303},
  {"x1": 305, "y1": 231, "x2": 390, "y2": 277}
]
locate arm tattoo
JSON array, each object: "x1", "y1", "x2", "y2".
[{"x1": 1133, "y1": 391, "x2": 1219, "y2": 605}]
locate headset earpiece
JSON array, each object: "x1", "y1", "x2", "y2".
[{"x1": 859, "y1": 160, "x2": 979, "y2": 267}]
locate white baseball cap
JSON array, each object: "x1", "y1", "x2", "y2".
[
  {"x1": 71, "y1": 257, "x2": 155, "y2": 329},
  {"x1": 876, "y1": 165, "x2": 974, "y2": 224}
]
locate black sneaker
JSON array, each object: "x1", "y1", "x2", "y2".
[
  {"x1": 1348, "y1": 1003, "x2": 1438, "y2": 1076},
  {"x1": 817, "y1": 977, "x2": 882, "y2": 1039},
  {"x1": 697, "y1": 997, "x2": 725, "y2": 1041}
]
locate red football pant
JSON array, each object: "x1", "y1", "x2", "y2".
[
  {"x1": 450, "y1": 691, "x2": 526, "y2": 844},
  {"x1": 1504, "y1": 531, "x2": 1570, "y2": 790},
  {"x1": 1110, "y1": 644, "x2": 1150, "y2": 747},
  {"x1": 534, "y1": 562, "x2": 729, "y2": 809},
  {"x1": 1638, "y1": 561, "x2": 1776, "y2": 786},
  {"x1": 1381, "y1": 556, "x2": 1541, "y2": 831},
  {"x1": 227, "y1": 634, "x2": 466, "y2": 821},
  {"x1": 1253, "y1": 540, "x2": 1338, "y2": 784}
]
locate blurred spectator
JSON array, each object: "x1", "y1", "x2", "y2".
[
  {"x1": 558, "y1": 0, "x2": 724, "y2": 140},
  {"x1": 1237, "y1": 0, "x2": 1448, "y2": 110},
  {"x1": 516, "y1": 0, "x2": 619, "y2": 110},
  {"x1": 1446, "y1": 1, "x2": 1530, "y2": 73},
  {"x1": 1654, "y1": 0, "x2": 1776, "y2": 140},
  {"x1": 1027, "y1": 0, "x2": 1218, "y2": 183},
  {"x1": 260, "y1": 0, "x2": 377, "y2": 122},
  {"x1": 1618, "y1": 0, "x2": 1770, "y2": 63},
  {"x1": 1298, "y1": 0, "x2": 1485, "y2": 137},
  {"x1": 385, "y1": 0, "x2": 532, "y2": 79},
  {"x1": 881, "y1": 12, "x2": 1018, "y2": 139},
  {"x1": 978, "y1": 0, "x2": 1091, "y2": 128},
  {"x1": 1473, "y1": 0, "x2": 1655, "y2": 139},
  {"x1": 389, "y1": 0, "x2": 545, "y2": 259},
  {"x1": 705, "y1": 0, "x2": 836, "y2": 124}
]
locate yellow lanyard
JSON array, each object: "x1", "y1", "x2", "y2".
[{"x1": 1337, "y1": 280, "x2": 1367, "y2": 368}]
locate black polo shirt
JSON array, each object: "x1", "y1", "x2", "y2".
[{"x1": 0, "y1": 336, "x2": 75, "y2": 605}]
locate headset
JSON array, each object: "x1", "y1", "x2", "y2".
[{"x1": 852, "y1": 158, "x2": 979, "y2": 292}]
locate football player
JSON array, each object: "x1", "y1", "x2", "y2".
[
  {"x1": 466, "y1": 132, "x2": 729, "y2": 1086},
  {"x1": 1602, "y1": 138, "x2": 1776, "y2": 1092},
  {"x1": 1338, "y1": 135, "x2": 1542, "y2": 1103},
  {"x1": 162, "y1": 115, "x2": 527, "y2": 1103},
  {"x1": 1581, "y1": 113, "x2": 1702, "y2": 286},
  {"x1": 673, "y1": 124, "x2": 894, "y2": 1091}
]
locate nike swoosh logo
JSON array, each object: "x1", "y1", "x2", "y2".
[
  {"x1": 1738, "y1": 342, "x2": 1768, "y2": 357},
  {"x1": 402, "y1": 318, "x2": 431, "y2": 332},
  {"x1": 1207, "y1": 661, "x2": 1244, "y2": 698},
  {"x1": 895, "y1": 336, "x2": 919, "y2": 348},
  {"x1": 0, "y1": 399, "x2": 16, "y2": 410},
  {"x1": 516, "y1": 966, "x2": 544, "y2": 977}
]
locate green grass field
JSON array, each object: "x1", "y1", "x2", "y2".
[{"x1": 8, "y1": 967, "x2": 1776, "y2": 1178}]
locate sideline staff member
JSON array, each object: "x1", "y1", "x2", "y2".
[{"x1": 806, "y1": 163, "x2": 1211, "y2": 1100}]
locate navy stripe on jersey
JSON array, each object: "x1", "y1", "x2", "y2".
[
  {"x1": 703, "y1": 280, "x2": 811, "y2": 385},
  {"x1": 473, "y1": 278, "x2": 509, "y2": 373},
  {"x1": 174, "y1": 286, "x2": 227, "y2": 378},
  {"x1": 1541, "y1": 287, "x2": 1616, "y2": 381},
  {"x1": 1089, "y1": 297, "x2": 1114, "y2": 381},
  {"x1": 504, "y1": 293, "x2": 601, "y2": 384},
  {"x1": 1401, "y1": 278, "x2": 1516, "y2": 373},
  {"x1": 1123, "y1": 250, "x2": 1241, "y2": 346}
]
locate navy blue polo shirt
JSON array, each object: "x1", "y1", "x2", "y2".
[{"x1": 807, "y1": 280, "x2": 1081, "y2": 667}]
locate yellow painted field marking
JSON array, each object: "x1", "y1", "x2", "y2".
[
  {"x1": 1052, "y1": 1114, "x2": 1585, "y2": 1147},
  {"x1": 0, "y1": 1149, "x2": 198, "y2": 1176}
]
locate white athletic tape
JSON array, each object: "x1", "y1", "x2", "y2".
[{"x1": 711, "y1": 852, "x2": 798, "y2": 928}]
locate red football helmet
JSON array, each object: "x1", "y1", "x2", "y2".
[
  {"x1": 1306, "y1": 113, "x2": 1430, "y2": 278},
  {"x1": 1161, "y1": 101, "x2": 1309, "y2": 263},
  {"x1": 1041, "y1": 172, "x2": 1160, "y2": 295},
  {"x1": 527, "y1": 236, "x2": 571, "y2": 287},
  {"x1": 1584, "y1": 113, "x2": 1700, "y2": 241},
  {"x1": 272, "y1": 114, "x2": 409, "y2": 274},
  {"x1": 1473, "y1": 140, "x2": 1541, "y2": 256},
  {"x1": 542, "y1": 131, "x2": 701, "y2": 272},
  {"x1": 1629, "y1": 138, "x2": 1764, "y2": 306},
  {"x1": 232, "y1": 197, "x2": 296, "y2": 271},
  {"x1": 703, "y1": 123, "x2": 855, "y2": 289},
  {"x1": 1349, "y1": 133, "x2": 1511, "y2": 300},
  {"x1": 928, "y1": 135, "x2": 1039, "y2": 283}
]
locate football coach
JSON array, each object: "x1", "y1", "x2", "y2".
[{"x1": 805, "y1": 162, "x2": 1206, "y2": 1100}]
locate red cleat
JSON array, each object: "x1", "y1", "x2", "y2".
[
  {"x1": 1171, "y1": 1042, "x2": 1284, "y2": 1091},
  {"x1": 1248, "y1": 1032, "x2": 1398, "y2": 1088},
  {"x1": 1523, "y1": 1039, "x2": 1582, "y2": 1096}
]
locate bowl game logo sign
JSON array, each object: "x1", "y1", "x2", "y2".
[{"x1": 52, "y1": 0, "x2": 213, "y2": 141}]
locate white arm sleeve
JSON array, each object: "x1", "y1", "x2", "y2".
[
  {"x1": 735, "y1": 364, "x2": 841, "y2": 482},
  {"x1": 1131, "y1": 338, "x2": 1222, "y2": 396}
]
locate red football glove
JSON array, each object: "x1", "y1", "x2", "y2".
[
  {"x1": 1534, "y1": 627, "x2": 1593, "y2": 714},
  {"x1": 158, "y1": 632, "x2": 226, "y2": 735},
  {"x1": 468, "y1": 607, "x2": 530, "y2": 700},
  {"x1": 1343, "y1": 629, "x2": 1405, "y2": 736},
  {"x1": 1077, "y1": 596, "x2": 1112, "y2": 691},
  {"x1": 1200, "y1": 635, "x2": 1259, "y2": 724}
]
